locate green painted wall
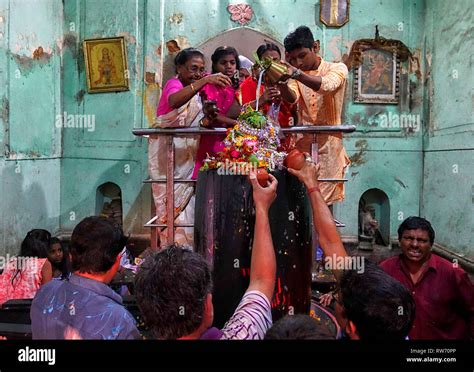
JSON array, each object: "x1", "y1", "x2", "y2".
[
  {"x1": 421, "y1": 0, "x2": 473, "y2": 258},
  {"x1": 60, "y1": 0, "x2": 149, "y2": 237},
  {"x1": 0, "y1": 0, "x2": 471, "y2": 259},
  {"x1": 0, "y1": 0, "x2": 63, "y2": 254}
]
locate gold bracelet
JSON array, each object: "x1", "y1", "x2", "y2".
[{"x1": 190, "y1": 83, "x2": 196, "y2": 93}]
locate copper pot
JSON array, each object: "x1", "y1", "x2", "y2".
[
  {"x1": 248, "y1": 168, "x2": 270, "y2": 187},
  {"x1": 284, "y1": 149, "x2": 306, "y2": 170}
]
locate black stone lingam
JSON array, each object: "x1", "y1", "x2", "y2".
[{"x1": 194, "y1": 169, "x2": 312, "y2": 328}]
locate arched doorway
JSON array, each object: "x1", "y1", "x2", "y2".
[
  {"x1": 358, "y1": 188, "x2": 390, "y2": 249},
  {"x1": 96, "y1": 182, "x2": 123, "y2": 226},
  {"x1": 162, "y1": 27, "x2": 283, "y2": 83}
]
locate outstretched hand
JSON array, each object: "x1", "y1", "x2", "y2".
[
  {"x1": 249, "y1": 172, "x2": 278, "y2": 212},
  {"x1": 262, "y1": 86, "x2": 281, "y2": 104},
  {"x1": 203, "y1": 72, "x2": 232, "y2": 87},
  {"x1": 286, "y1": 153, "x2": 320, "y2": 189}
]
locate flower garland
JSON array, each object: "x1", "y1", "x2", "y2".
[{"x1": 200, "y1": 107, "x2": 286, "y2": 173}]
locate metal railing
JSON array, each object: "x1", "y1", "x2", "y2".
[{"x1": 133, "y1": 125, "x2": 356, "y2": 248}]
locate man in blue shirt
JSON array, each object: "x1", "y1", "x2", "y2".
[{"x1": 31, "y1": 217, "x2": 140, "y2": 340}]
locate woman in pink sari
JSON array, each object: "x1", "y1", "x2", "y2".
[
  {"x1": 150, "y1": 48, "x2": 232, "y2": 245},
  {"x1": 192, "y1": 46, "x2": 242, "y2": 178}
]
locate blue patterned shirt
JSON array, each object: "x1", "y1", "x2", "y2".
[{"x1": 31, "y1": 274, "x2": 140, "y2": 340}]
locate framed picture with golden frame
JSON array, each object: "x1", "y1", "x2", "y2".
[{"x1": 83, "y1": 37, "x2": 129, "y2": 93}]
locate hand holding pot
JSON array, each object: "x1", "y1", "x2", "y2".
[
  {"x1": 284, "y1": 149, "x2": 306, "y2": 170},
  {"x1": 287, "y1": 152, "x2": 320, "y2": 190},
  {"x1": 248, "y1": 171, "x2": 278, "y2": 212}
]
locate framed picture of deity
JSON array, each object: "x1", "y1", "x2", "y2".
[
  {"x1": 83, "y1": 37, "x2": 129, "y2": 93},
  {"x1": 353, "y1": 47, "x2": 400, "y2": 104}
]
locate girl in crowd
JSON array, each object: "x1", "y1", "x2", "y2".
[
  {"x1": 237, "y1": 43, "x2": 297, "y2": 130},
  {"x1": 0, "y1": 229, "x2": 53, "y2": 306},
  {"x1": 150, "y1": 48, "x2": 232, "y2": 245},
  {"x1": 47, "y1": 237, "x2": 71, "y2": 280},
  {"x1": 192, "y1": 46, "x2": 242, "y2": 178}
]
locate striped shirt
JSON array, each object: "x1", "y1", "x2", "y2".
[{"x1": 220, "y1": 290, "x2": 272, "y2": 340}]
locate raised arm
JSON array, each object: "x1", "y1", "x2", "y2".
[
  {"x1": 168, "y1": 73, "x2": 232, "y2": 109},
  {"x1": 287, "y1": 159, "x2": 348, "y2": 281},
  {"x1": 284, "y1": 62, "x2": 347, "y2": 95},
  {"x1": 247, "y1": 172, "x2": 278, "y2": 302}
]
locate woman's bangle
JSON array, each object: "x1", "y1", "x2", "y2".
[
  {"x1": 307, "y1": 185, "x2": 320, "y2": 195},
  {"x1": 190, "y1": 83, "x2": 196, "y2": 93}
]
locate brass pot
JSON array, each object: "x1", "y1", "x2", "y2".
[{"x1": 263, "y1": 60, "x2": 289, "y2": 85}]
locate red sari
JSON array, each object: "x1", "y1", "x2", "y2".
[{"x1": 237, "y1": 77, "x2": 297, "y2": 128}]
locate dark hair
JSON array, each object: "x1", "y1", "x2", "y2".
[
  {"x1": 256, "y1": 43, "x2": 281, "y2": 60},
  {"x1": 50, "y1": 237, "x2": 61, "y2": 245},
  {"x1": 211, "y1": 46, "x2": 240, "y2": 73},
  {"x1": 49, "y1": 237, "x2": 71, "y2": 280},
  {"x1": 174, "y1": 48, "x2": 204, "y2": 72},
  {"x1": 70, "y1": 216, "x2": 127, "y2": 273},
  {"x1": 284, "y1": 26, "x2": 315, "y2": 53},
  {"x1": 398, "y1": 216, "x2": 435, "y2": 245},
  {"x1": 11, "y1": 229, "x2": 51, "y2": 286},
  {"x1": 264, "y1": 314, "x2": 335, "y2": 340},
  {"x1": 20, "y1": 229, "x2": 50, "y2": 257},
  {"x1": 340, "y1": 260, "x2": 415, "y2": 340},
  {"x1": 134, "y1": 244, "x2": 213, "y2": 339}
]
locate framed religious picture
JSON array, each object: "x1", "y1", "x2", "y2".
[
  {"x1": 83, "y1": 37, "x2": 129, "y2": 93},
  {"x1": 353, "y1": 47, "x2": 400, "y2": 104},
  {"x1": 319, "y1": 0, "x2": 350, "y2": 27}
]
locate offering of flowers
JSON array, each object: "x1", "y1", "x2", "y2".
[{"x1": 199, "y1": 107, "x2": 286, "y2": 180}]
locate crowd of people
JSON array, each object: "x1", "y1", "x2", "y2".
[
  {"x1": 149, "y1": 25, "x2": 350, "y2": 245},
  {"x1": 0, "y1": 160, "x2": 472, "y2": 340},
  {"x1": 0, "y1": 25, "x2": 472, "y2": 340},
  {"x1": 0, "y1": 230, "x2": 70, "y2": 306}
]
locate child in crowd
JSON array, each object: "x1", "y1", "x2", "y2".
[
  {"x1": 0, "y1": 229, "x2": 53, "y2": 306},
  {"x1": 192, "y1": 45, "x2": 242, "y2": 178},
  {"x1": 47, "y1": 237, "x2": 71, "y2": 280}
]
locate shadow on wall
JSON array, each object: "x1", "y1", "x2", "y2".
[
  {"x1": 58, "y1": 162, "x2": 149, "y2": 238},
  {"x1": 0, "y1": 162, "x2": 57, "y2": 254},
  {"x1": 358, "y1": 188, "x2": 390, "y2": 250}
]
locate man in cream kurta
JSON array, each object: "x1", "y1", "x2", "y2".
[{"x1": 283, "y1": 26, "x2": 350, "y2": 205}]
